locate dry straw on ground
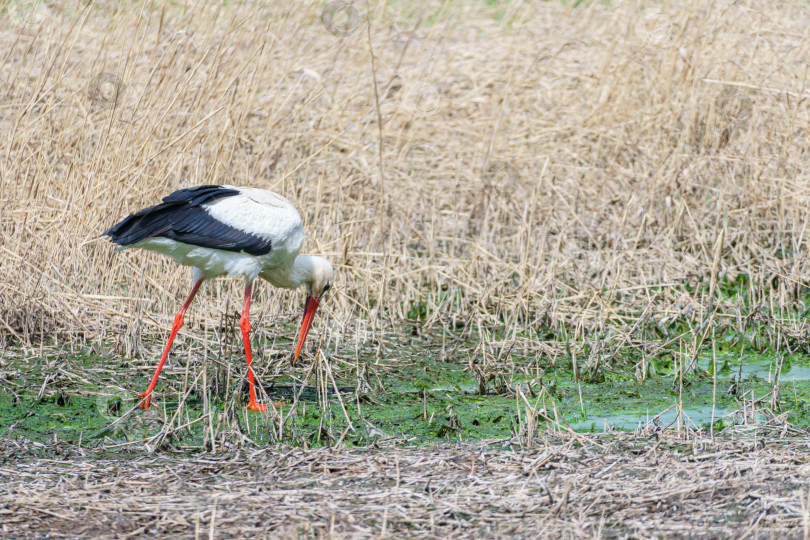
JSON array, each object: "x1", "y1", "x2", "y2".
[
  {"x1": 2, "y1": 432, "x2": 810, "y2": 538},
  {"x1": 1, "y1": 0, "x2": 809, "y2": 365}
]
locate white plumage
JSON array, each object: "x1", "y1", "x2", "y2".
[{"x1": 131, "y1": 186, "x2": 306, "y2": 282}]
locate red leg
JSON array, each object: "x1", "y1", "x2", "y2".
[
  {"x1": 139, "y1": 278, "x2": 203, "y2": 409},
  {"x1": 241, "y1": 282, "x2": 268, "y2": 412}
]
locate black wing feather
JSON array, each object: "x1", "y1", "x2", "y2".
[{"x1": 103, "y1": 185, "x2": 273, "y2": 256}]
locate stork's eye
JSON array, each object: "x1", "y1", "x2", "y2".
[{"x1": 322, "y1": 282, "x2": 331, "y2": 295}]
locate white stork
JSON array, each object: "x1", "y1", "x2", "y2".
[{"x1": 104, "y1": 185, "x2": 333, "y2": 411}]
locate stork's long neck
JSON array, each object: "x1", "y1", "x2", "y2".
[{"x1": 260, "y1": 255, "x2": 316, "y2": 290}]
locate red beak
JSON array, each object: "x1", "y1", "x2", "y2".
[{"x1": 293, "y1": 293, "x2": 320, "y2": 364}]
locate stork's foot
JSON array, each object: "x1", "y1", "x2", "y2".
[
  {"x1": 246, "y1": 401, "x2": 267, "y2": 412},
  {"x1": 138, "y1": 392, "x2": 152, "y2": 410},
  {"x1": 246, "y1": 401, "x2": 287, "y2": 411}
]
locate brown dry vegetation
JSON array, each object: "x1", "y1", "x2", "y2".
[
  {"x1": 1, "y1": 0, "x2": 810, "y2": 363},
  {"x1": 4, "y1": 2, "x2": 810, "y2": 538},
  {"x1": 3, "y1": 432, "x2": 810, "y2": 538}
]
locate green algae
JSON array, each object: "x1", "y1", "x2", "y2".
[{"x1": 2, "y1": 342, "x2": 810, "y2": 451}]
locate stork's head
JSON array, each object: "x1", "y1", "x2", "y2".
[
  {"x1": 302, "y1": 256, "x2": 334, "y2": 298},
  {"x1": 293, "y1": 256, "x2": 333, "y2": 363}
]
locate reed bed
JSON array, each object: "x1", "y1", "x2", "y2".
[
  {"x1": 4, "y1": 4, "x2": 810, "y2": 536},
  {"x1": 2, "y1": 1, "x2": 810, "y2": 370}
]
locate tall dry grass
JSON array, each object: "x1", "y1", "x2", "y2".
[{"x1": 1, "y1": 0, "x2": 810, "y2": 369}]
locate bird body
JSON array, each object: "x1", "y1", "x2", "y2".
[
  {"x1": 107, "y1": 185, "x2": 306, "y2": 281},
  {"x1": 104, "y1": 185, "x2": 333, "y2": 411}
]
